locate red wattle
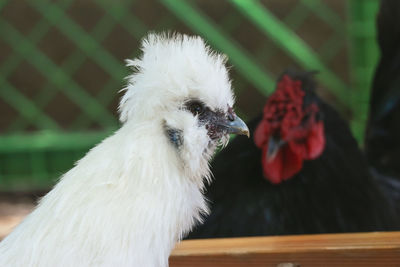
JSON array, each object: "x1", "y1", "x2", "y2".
[
  {"x1": 306, "y1": 122, "x2": 325, "y2": 159},
  {"x1": 261, "y1": 143, "x2": 304, "y2": 184}
]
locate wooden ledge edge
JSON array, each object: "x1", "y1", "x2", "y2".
[{"x1": 171, "y1": 231, "x2": 400, "y2": 257}]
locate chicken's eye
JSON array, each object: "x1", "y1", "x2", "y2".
[{"x1": 187, "y1": 101, "x2": 205, "y2": 116}]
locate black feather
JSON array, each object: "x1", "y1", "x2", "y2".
[
  {"x1": 365, "y1": 0, "x2": 400, "y2": 216},
  {"x1": 187, "y1": 71, "x2": 400, "y2": 239}
]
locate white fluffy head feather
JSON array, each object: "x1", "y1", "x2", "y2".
[
  {"x1": 119, "y1": 33, "x2": 236, "y2": 185},
  {"x1": 119, "y1": 33, "x2": 235, "y2": 123}
]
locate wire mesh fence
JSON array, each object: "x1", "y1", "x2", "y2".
[{"x1": 0, "y1": 0, "x2": 379, "y2": 190}]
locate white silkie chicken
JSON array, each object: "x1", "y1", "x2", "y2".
[{"x1": 0, "y1": 33, "x2": 249, "y2": 267}]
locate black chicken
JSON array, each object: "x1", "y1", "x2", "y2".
[
  {"x1": 188, "y1": 70, "x2": 399, "y2": 239},
  {"x1": 365, "y1": 0, "x2": 400, "y2": 215}
]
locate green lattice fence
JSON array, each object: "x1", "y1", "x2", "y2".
[{"x1": 0, "y1": 0, "x2": 379, "y2": 190}]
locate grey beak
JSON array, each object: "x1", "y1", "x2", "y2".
[
  {"x1": 224, "y1": 116, "x2": 250, "y2": 137},
  {"x1": 266, "y1": 135, "x2": 286, "y2": 161}
]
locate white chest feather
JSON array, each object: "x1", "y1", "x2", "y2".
[{"x1": 0, "y1": 123, "x2": 210, "y2": 267}]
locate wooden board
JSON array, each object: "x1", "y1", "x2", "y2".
[
  {"x1": 170, "y1": 232, "x2": 400, "y2": 267},
  {"x1": 1, "y1": 214, "x2": 399, "y2": 266}
]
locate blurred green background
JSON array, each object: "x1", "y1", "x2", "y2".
[{"x1": 0, "y1": 0, "x2": 379, "y2": 190}]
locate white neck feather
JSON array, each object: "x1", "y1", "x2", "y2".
[{"x1": 0, "y1": 120, "x2": 211, "y2": 267}]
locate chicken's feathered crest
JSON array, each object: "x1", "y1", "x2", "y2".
[{"x1": 119, "y1": 33, "x2": 234, "y2": 123}]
